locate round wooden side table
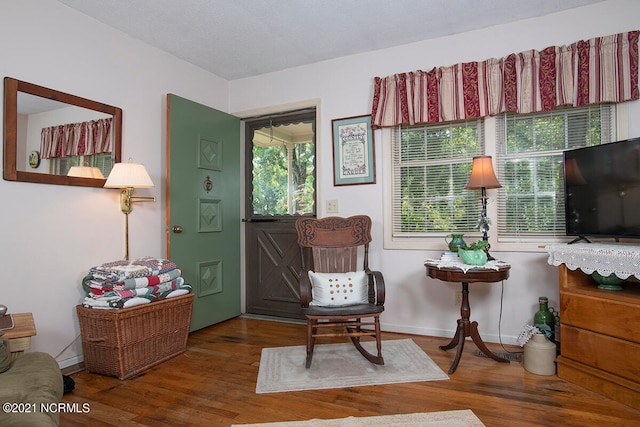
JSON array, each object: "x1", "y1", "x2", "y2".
[{"x1": 425, "y1": 262, "x2": 511, "y2": 374}]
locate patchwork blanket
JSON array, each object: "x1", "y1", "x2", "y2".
[
  {"x1": 82, "y1": 286, "x2": 192, "y2": 309},
  {"x1": 86, "y1": 277, "x2": 187, "y2": 298},
  {"x1": 81, "y1": 289, "x2": 192, "y2": 309},
  {"x1": 82, "y1": 268, "x2": 183, "y2": 292},
  {"x1": 81, "y1": 257, "x2": 191, "y2": 309},
  {"x1": 87, "y1": 257, "x2": 177, "y2": 284}
]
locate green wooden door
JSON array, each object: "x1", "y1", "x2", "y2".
[{"x1": 167, "y1": 94, "x2": 240, "y2": 331}]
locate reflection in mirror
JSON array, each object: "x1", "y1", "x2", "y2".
[{"x1": 3, "y1": 77, "x2": 122, "y2": 187}]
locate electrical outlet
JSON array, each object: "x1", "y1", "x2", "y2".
[
  {"x1": 326, "y1": 199, "x2": 339, "y2": 213},
  {"x1": 454, "y1": 291, "x2": 462, "y2": 306}
]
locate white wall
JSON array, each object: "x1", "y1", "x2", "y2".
[
  {"x1": 230, "y1": 0, "x2": 640, "y2": 342},
  {"x1": 0, "y1": 0, "x2": 229, "y2": 368},
  {"x1": 1, "y1": 0, "x2": 639, "y2": 369}
]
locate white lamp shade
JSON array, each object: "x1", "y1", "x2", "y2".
[
  {"x1": 67, "y1": 166, "x2": 105, "y2": 179},
  {"x1": 104, "y1": 162, "x2": 154, "y2": 188}
]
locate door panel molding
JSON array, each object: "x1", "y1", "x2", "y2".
[
  {"x1": 198, "y1": 135, "x2": 222, "y2": 171},
  {"x1": 198, "y1": 259, "x2": 223, "y2": 297},
  {"x1": 198, "y1": 198, "x2": 222, "y2": 232}
]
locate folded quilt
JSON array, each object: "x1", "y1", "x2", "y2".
[
  {"x1": 81, "y1": 257, "x2": 192, "y2": 309},
  {"x1": 82, "y1": 284, "x2": 192, "y2": 309},
  {"x1": 83, "y1": 268, "x2": 183, "y2": 292},
  {"x1": 87, "y1": 277, "x2": 186, "y2": 298},
  {"x1": 82, "y1": 295, "x2": 156, "y2": 309},
  {"x1": 88, "y1": 257, "x2": 177, "y2": 284}
]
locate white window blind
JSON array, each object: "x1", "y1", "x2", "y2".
[
  {"x1": 391, "y1": 120, "x2": 484, "y2": 237},
  {"x1": 52, "y1": 153, "x2": 114, "y2": 177},
  {"x1": 495, "y1": 105, "x2": 615, "y2": 241}
]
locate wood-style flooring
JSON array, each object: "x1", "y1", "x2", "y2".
[{"x1": 61, "y1": 316, "x2": 640, "y2": 426}]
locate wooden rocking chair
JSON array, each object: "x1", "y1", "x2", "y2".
[{"x1": 295, "y1": 215, "x2": 385, "y2": 368}]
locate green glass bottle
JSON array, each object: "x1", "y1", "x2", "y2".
[{"x1": 533, "y1": 296, "x2": 555, "y2": 342}]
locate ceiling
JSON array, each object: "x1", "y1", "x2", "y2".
[{"x1": 55, "y1": 0, "x2": 604, "y2": 81}]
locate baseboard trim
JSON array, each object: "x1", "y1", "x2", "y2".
[
  {"x1": 240, "y1": 313, "x2": 305, "y2": 325},
  {"x1": 61, "y1": 361, "x2": 85, "y2": 376}
]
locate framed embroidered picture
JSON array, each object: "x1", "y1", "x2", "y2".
[{"x1": 331, "y1": 115, "x2": 375, "y2": 186}]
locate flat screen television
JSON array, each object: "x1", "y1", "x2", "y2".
[{"x1": 564, "y1": 137, "x2": 640, "y2": 241}]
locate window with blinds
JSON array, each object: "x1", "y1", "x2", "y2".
[
  {"x1": 52, "y1": 153, "x2": 114, "y2": 178},
  {"x1": 495, "y1": 105, "x2": 615, "y2": 242},
  {"x1": 391, "y1": 120, "x2": 484, "y2": 236}
]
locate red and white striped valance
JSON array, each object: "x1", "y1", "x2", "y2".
[
  {"x1": 371, "y1": 31, "x2": 639, "y2": 128},
  {"x1": 40, "y1": 117, "x2": 113, "y2": 159}
]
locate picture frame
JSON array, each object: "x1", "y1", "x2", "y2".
[
  {"x1": 28, "y1": 151, "x2": 40, "y2": 168},
  {"x1": 331, "y1": 115, "x2": 376, "y2": 186}
]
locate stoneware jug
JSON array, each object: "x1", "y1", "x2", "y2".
[
  {"x1": 523, "y1": 334, "x2": 557, "y2": 376},
  {"x1": 445, "y1": 234, "x2": 466, "y2": 252}
]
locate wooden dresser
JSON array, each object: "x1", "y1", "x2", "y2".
[{"x1": 557, "y1": 264, "x2": 640, "y2": 410}]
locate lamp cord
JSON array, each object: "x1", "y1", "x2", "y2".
[
  {"x1": 54, "y1": 334, "x2": 81, "y2": 361},
  {"x1": 498, "y1": 279, "x2": 523, "y2": 355}
]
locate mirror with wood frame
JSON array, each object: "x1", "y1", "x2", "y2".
[{"x1": 3, "y1": 77, "x2": 122, "y2": 187}]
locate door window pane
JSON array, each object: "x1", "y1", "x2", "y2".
[{"x1": 252, "y1": 123, "x2": 315, "y2": 216}]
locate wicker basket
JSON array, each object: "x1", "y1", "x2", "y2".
[{"x1": 76, "y1": 293, "x2": 194, "y2": 380}]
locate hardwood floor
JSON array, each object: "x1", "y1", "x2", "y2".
[{"x1": 61, "y1": 316, "x2": 640, "y2": 426}]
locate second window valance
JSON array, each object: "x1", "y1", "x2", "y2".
[{"x1": 370, "y1": 31, "x2": 639, "y2": 128}]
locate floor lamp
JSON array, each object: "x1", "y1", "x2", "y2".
[
  {"x1": 104, "y1": 160, "x2": 155, "y2": 260},
  {"x1": 465, "y1": 156, "x2": 501, "y2": 260}
]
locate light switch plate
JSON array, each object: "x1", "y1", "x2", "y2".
[{"x1": 326, "y1": 199, "x2": 339, "y2": 213}]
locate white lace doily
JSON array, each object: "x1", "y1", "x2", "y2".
[
  {"x1": 546, "y1": 242, "x2": 640, "y2": 279},
  {"x1": 424, "y1": 258, "x2": 511, "y2": 273}
]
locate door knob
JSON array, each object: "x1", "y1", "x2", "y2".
[{"x1": 172, "y1": 225, "x2": 184, "y2": 233}]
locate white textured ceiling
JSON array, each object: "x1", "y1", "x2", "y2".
[{"x1": 55, "y1": 0, "x2": 604, "y2": 80}]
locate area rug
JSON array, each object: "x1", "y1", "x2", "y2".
[
  {"x1": 232, "y1": 409, "x2": 485, "y2": 426},
  {"x1": 255, "y1": 339, "x2": 448, "y2": 393}
]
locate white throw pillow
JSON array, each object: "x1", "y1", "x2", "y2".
[{"x1": 308, "y1": 271, "x2": 368, "y2": 306}]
